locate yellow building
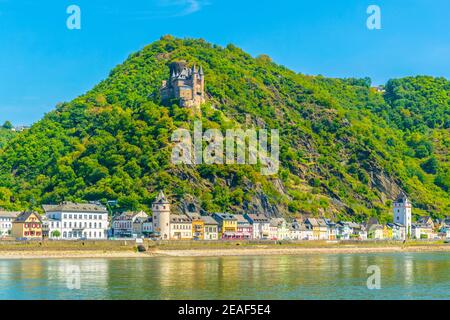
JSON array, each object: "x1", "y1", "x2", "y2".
[
  {"x1": 305, "y1": 218, "x2": 328, "y2": 240},
  {"x1": 383, "y1": 225, "x2": 393, "y2": 239},
  {"x1": 11, "y1": 212, "x2": 43, "y2": 239},
  {"x1": 212, "y1": 213, "x2": 238, "y2": 239},
  {"x1": 187, "y1": 212, "x2": 205, "y2": 240}
]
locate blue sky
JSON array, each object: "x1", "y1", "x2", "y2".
[{"x1": 1, "y1": 0, "x2": 450, "y2": 125}]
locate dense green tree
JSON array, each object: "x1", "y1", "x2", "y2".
[
  {"x1": 2, "y1": 121, "x2": 13, "y2": 130},
  {"x1": 421, "y1": 157, "x2": 439, "y2": 174}
]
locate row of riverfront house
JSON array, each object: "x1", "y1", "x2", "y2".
[{"x1": 0, "y1": 191, "x2": 449, "y2": 241}]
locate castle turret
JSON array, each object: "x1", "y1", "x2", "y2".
[{"x1": 152, "y1": 191, "x2": 171, "y2": 240}]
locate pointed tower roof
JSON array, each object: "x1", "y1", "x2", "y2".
[
  {"x1": 199, "y1": 66, "x2": 204, "y2": 75},
  {"x1": 395, "y1": 191, "x2": 408, "y2": 203},
  {"x1": 192, "y1": 64, "x2": 197, "y2": 74},
  {"x1": 154, "y1": 191, "x2": 169, "y2": 204}
]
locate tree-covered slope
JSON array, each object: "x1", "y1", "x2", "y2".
[
  {"x1": 0, "y1": 36, "x2": 448, "y2": 222},
  {"x1": 0, "y1": 127, "x2": 15, "y2": 149}
]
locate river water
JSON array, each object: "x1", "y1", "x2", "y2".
[{"x1": 0, "y1": 252, "x2": 449, "y2": 299}]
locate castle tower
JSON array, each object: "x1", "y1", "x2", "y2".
[
  {"x1": 160, "y1": 61, "x2": 205, "y2": 109},
  {"x1": 199, "y1": 66, "x2": 205, "y2": 96},
  {"x1": 152, "y1": 191, "x2": 171, "y2": 240},
  {"x1": 393, "y1": 191, "x2": 412, "y2": 239}
]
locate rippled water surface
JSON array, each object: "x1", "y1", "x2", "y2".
[{"x1": 0, "y1": 252, "x2": 449, "y2": 299}]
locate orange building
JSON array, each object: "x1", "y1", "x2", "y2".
[{"x1": 11, "y1": 212, "x2": 43, "y2": 239}]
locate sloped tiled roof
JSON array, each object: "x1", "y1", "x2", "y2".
[
  {"x1": 214, "y1": 213, "x2": 237, "y2": 221},
  {"x1": 186, "y1": 212, "x2": 202, "y2": 220},
  {"x1": 14, "y1": 212, "x2": 42, "y2": 223},
  {"x1": 235, "y1": 214, "x2": 251, "y2": 225},
  {"x1": 395, "y1": 191, "x2": 409, "y2": 203},
  {"x1": 307, "y1": 218, "x2": 328, "y2": 227},
  {"x1": 114, "y1": 211, "x2": 148, "y2": 221},
  {"x1": 0, "y1": 211, "x2": 20, "y2": 219},
  {"x1": 154, "y1": 191, "x2": 169, "y2": 204},
  {"x1": 368, "y1": 224, "x2": 383, "y2": 231},
  {"x1": 170, "y1": 214, "x2": 191, "y2": 223},
  {"x1": 245, "y1": 214, "x2": 269, "y2": 223},
  {"x1": 201, "y1": 216, "x2": 219, "y2": 225},
  {"x1": 43, "y1": 202, "x2": 107, "y2": 213},
  {"x1": 144, "y1": 217, "x2": 153, "y2": 223},
  {"x1": 270, "y1": 218, "x2": 287, "y2": 227}
]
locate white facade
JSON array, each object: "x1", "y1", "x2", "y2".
[
  {"x1": 169, "y1": 215, "x2": 192, "y2": 240},
  {"x1": 271, "y1": 218, "x2": 289, "y2": 240},
  {"x1": 268, "y1": 220, "x2": 289, "y2": 240},
  {"x1": 204, "y1": 225, "x2": 219, "y2": 240},
  {"x1": 388, "y1": 223, "x2": 406, "y2": 240},
  {"x1": 393, "y1": 192, "x2": 412, "y2": 239},
  {"x1": 152, "y1": 191, "x2": 171, "y2": 240},
  {"x1": 290, "y1": 221, "x2": 313, "y2": 240},
  {"x1": 112, "y1": 211, "x2": 148, "y2": 238},
  {"x1": 303, "y1": 229, "x2": 314, "y2": 240},
  {"x1": 44, "y1": 202, "x2": 109, "y2": 240},
  {"x1": 245, "y1": 214, "x2": 270, "y2": 239},
  {"x1": 47, "y1": 219, "x2": 62, "y2": 239},
  {"x1": 337, "y1": 222, "x2": 353, "y2": 240},
  {"x1": 0, "y1": 211, "x2": 19, "y2": 237},
  {"x1": 369, "y1": 225, "x2": 384, "y2": 240},
  {"x1": 202, "y1": 216, "x2": 219, "y2": 240},
  {"x1": 269, "y1": 225, "x2": 278, "y2": 240},
  {"x1": 142, "y1": 218, "x2": 153, "y2": 235},
  {"x1": 289, "y1": 228, "x2": 301, "y2": 240}
]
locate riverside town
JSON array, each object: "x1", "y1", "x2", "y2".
[{"x1": 1, "y1": 191, "x2": 449, "y2": 242}]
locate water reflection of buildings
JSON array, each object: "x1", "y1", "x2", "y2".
[
  {"x1": 0, "y1": 259, "x2": 107, "y2": 299},
  {"x1": 1, "y1": 253, "x2": 449, "y2": 299},
  {"x1": 46, "y1": 259, "x2": 109, "y2": 298}
]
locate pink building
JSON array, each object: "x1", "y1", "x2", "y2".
[{"x1": 234, "y1": 214, "x2": 253, "y2": 240}]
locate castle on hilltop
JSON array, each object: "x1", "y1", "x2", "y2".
[{"x1": 161, "y1": 61, "x2": 205, "y2": 108}]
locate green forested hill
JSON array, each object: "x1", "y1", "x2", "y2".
[
  {"x1": 0, "y1": 36, "x2": 448, "y2": 222},
  {"x1": 0, "y1": 127, "x2": 15, "y2": 149}
]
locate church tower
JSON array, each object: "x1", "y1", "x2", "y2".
[
  {"x1": 393, "y1": 191, "x2": 412, "y2": 239},
  {"x1": 152, "y1": 191, "x2": 171, "y2": 240}
]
